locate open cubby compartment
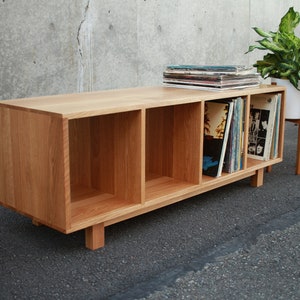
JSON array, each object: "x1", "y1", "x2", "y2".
[
  {"x1": 68, "y1": 110, "x2": 143, "y2": 224},
  {"x1": 247, "y1": 92, "x2": 284, "y2": 163},
  {"x1": 145, "y1": 102, "x2": 202, "y2": 201},
  {"x1": 201, "y1": 96, "x2": 249, "y2": 180}
]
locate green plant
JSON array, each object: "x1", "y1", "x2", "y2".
[{"x1": 246, "y1": 7, "x2": 300, "y2": 90}]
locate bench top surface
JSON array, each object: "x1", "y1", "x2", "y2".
[{"x1": 0, "y1": 85, "x2": 285, "y2": 119}]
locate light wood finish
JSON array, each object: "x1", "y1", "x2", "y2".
[
  {"x1": 251, "y1": 169, "x2": 264, "y2": 187},
  {"x1": 1, "y1": 85, "x2": 285, "y2": 118},
  {"x1": 286, "y1": 119, "x2": 300, "y2": 175},
  {"x1": 0, "y1": 107, "x2": 69, "y2": 231},
  {"x1": 85, "y1": 223, "x2": 104, "y2": 250},
  {"x1": 0, "y1": 85, "x2": 286, "y2": 250}
]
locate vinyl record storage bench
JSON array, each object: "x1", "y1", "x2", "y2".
[{"x1": 0, "y1": 85, "x2": 286, "y2": 250}]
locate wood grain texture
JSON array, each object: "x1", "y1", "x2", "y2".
[
  {"x1": 85, "y1": 223, "x2": 104, "y2": 250},
  {"x1": 0, "y1": 108, "x2": 69, "y2": 231},
  {"x1": 1, "y1": 85, "x2": 286, "y2": 119},
  {"x1": 0, "y1": 85, "x2": 286, "y2": 249}
]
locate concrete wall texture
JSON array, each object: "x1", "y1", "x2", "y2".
[{"x1": 1, "y1": 0, "x2": 300, "y2": 100}]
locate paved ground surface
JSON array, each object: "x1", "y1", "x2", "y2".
[
  {"x1": 135, "y1": 211, "x2": 300, "y2": 300},
  {"x1": 0, "y1": 122, "x2": 299, "y2": 300}
]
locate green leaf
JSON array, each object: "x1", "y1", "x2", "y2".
[
  {"x1": 258, "y1": 39, "x2": 287, "y2": 52},
  {"x1": 288, "y1": 73, "x2": 300, "y2": 89},
  {"x1": 279, "y1": 32, "x2": 300, "y2": 50},
  {"x1": 245, "y1": 45, "x2": 266, "y2": 53},
  {"x1": 255, "y1": 58, "x2": 274, "y2": 67},
  {"x1": 253, "y1": 27, "x2": 275, "y2": 38},
  {"x1": 261, "y1": 66, "x2": 274, "y2": 77},
  {"x1": 246, "y1": 6, "x2": 300, "y2": 88},
  {"x1": 280, "y1": 69, "x2": 292, "y2": 77},
  {"x1": 262, "y1": 53, "x2": 280, "y2": 64},
  {"x1": 279, "y1": 62, "x2": 296, "y2": 71},
  {"x1": 279, "y1": 7, "x2": 300, "y2": 34}
]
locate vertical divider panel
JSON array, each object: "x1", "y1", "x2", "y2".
[
  {"x1": 278, "y1": 91, "x2": 286, "y2": 159},
  {"x1": 173, "y1": 102, "x2": 202, "y2": 184},
  {"x1": 141, "y1": 109, "x2": 146, "y2": 204},
  {"x1": 199, "y1": 100, "x2": 205, "y2": 184},
  {"x1": 243, "y1": 95, "x2": 251, "y2": 170}
]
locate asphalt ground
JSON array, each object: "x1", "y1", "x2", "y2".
[{"x1": 0, "y1": 122, "x2": 299, "y2": 300}]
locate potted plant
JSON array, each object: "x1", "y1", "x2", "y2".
[{"x1": 246, "y1": 7, "x2": 300, "y2": 119}]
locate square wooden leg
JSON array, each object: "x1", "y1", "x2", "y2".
[
  {"x1": 85, "y1": 223, "x2": 105, "y2": 250},
  {"x1": 251, "y1": 168, "x2": 264, "y2": 187}
]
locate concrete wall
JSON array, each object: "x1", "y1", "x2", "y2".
[{"x1": 1, "y1": 0, "x2": 300, "y2": 100}]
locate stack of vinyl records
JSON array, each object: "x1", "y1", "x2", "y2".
[{"x1": 163, "y1": 65, "x2": 261, "y2": 91}]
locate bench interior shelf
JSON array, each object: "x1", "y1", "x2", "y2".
[{"x1": 0, "y1": 85, "x2": 286, "y2": 250}]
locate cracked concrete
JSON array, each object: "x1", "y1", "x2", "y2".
[
  {"x1": 77, "y1": 0, "x2": 93, "y2": 92},
  {"x1": 1, "y1": 1, "x2": 300, "y2": 99},
  {"x1": 77, "y1": 0, "x2": 90, "y2": 59}
]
